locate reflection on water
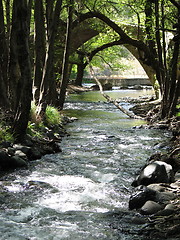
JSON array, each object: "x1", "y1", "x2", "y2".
[
  {"x1": 67, "y1": 88, "x2": 154, "y2": 102},
  {"x1": 0, "y1": 89, "x2": 172, "y2": 240}
]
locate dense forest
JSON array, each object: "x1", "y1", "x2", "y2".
[{"x1": 0, "y1": 0, "x2": 179, "y2": 141}]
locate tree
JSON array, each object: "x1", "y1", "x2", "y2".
[
  {"x1": 72, "y1": 0, "x2": 180, "y2": 119},
  {"x1": 33, "y1": 0, "x2": 46, "y2": 101},
  {"x1": 36, "y1": 0, "x2": 63, "y2": 115},
  {"x1": 9, "y1": 0, "x2": 32, "y2": 140},
  {"x1": 58, "y1": 0, "x2": 74, "y2": 109},
  {"x1": 0, "y1": 0, "x2": 9, "y2": 108}
]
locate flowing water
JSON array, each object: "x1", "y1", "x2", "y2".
[{"x1": 0, "y1": 89, "x2": 174, "y2": 240}]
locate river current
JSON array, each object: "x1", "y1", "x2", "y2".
[{"x1": 0, "y1": 89, "x2": 173, "y2": 239}]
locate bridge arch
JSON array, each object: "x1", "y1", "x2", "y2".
[{"x1": 71, "y1": 12, "x2": 156, "y2": 86}]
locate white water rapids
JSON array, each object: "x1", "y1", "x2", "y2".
[{"x1": 0, "y1": 89, "x2": 174, "y2": 240}]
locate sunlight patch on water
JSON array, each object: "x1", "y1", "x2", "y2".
[
  {"x1": 3, "y1": 182, "x2": 24, "y2": 193},
  {"x1": 118, "y1": 143, "x2": 144, "y2": 149},
  {"x1": 138, "y1": 135, "x2": 162, "y2": 140}
]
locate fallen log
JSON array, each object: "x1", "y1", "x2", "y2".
[{"x1": 88, "y1": 60, "x2": 142, "y2": 119}]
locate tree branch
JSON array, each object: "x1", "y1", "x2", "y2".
[
  {"x1": 86, "y1": 57, "x2": 141, "y2": 119},
  {"x1": 73, "y1": 11, "x2": 157, "y2": 70},
  {"x1": 169, "y1": 0, "x2": 180, "y2": 9}
]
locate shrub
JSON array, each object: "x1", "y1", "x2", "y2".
[
  {"x1": 0, "y1": 124, "x2": 14, "y2": 142},
  {"x1": 45, "y1": 105, "x2": 62, "y2": 126}
]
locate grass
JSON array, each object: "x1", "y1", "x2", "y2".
[
  {"x1": 28, "y1": 102, "x2": 62, "y2": 138},
  {"x1": 0, "y1": 124, "x2": 14, "y2": 142},
  {"x1": 45, "y1": 105, "x2": 62, "y2": 126}
]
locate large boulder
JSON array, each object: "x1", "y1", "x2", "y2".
[{"x1": 132, "y1": 161, "x2": 174, "y2": 187}]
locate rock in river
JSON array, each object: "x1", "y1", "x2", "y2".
[
  {"x1": 132, "y1": 161, "x2": 174, "y2": 187},
  {"x1": 140, "y1": 200, "x2": 162, "y2": 215},
  {"x1": 129, "y1": 186, "x2": 157, "y2": 210}
]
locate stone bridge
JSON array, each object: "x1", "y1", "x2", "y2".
[
  {"x1": 71, "y1": 16, "x2": 156, "y2": 86},
  {"x1": 83, "y1": 77, "x2": 152, "y2": 87}
]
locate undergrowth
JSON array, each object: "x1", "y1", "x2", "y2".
[
  {"x1": 0, "y1": 123, "x2": 14, "y2": 142},
  {"x1": 0, "y1": 110, "x2": 14, "y2": 142},
  {"x1": 176, "y1": 104, "x2": 180, "y2": 117},
  {"x1": 28, "y1": 102, "x2": 62, "y2": 138}
]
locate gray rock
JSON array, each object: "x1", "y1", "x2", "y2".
[
  {"x1": 165, "y1": 204, "x2": 176, "y2": 211},
  {"x1": 129, "y1": 186, "x2": 156, "y2": 210},
  {"x1": 132, "y1": 161, "x2": 174, "y2": 187},
  {"x1": 140, "y1": 200, "x2": 162, "y2": 215},
  {"x1": 15, "y1": 150, "x2": 27, "y2": 159},
  {"x1": 147, "y1": 183, "x2": 166, "y2": 192},
  {"x1": 11, "y1": 156, "x2": 28, "y2": 168},
  {"x1": 155, "y1": 191, "x2": 176, "y2": 203},
  {"x1": 0, "y1": 150, "x2": 15, "y2": 170},
  {"x1": 29, "y1": 147, "x2": 42, "y2": 160},
  {"x1": 131, "y1": 216, "x2": 147, "y2": 224},
  {"x1": 0, "y1": 150, "x2": 27, "y2": 170},
  {"x1": 13, "y1": 144, "x2": 31, "y2": 154},
  {"x1": 7, "y1": 147, "x2": 15, "y2": 156},
  {"x1": 153, "y1": 204, "x2": 176, "y2": 216},
  {"x1": 153, "y1": 208, "x2": 174, "y2": 216}
]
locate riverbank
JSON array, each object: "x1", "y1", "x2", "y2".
[
  {"x1": 129, "y1": 101, "x2": 180, "y2": 239},
  {"x1": 0, "y1": 114, "x2": 76, "y2": 176}
]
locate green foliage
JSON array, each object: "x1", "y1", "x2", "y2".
[
  {"x1": 30, "y1": 101, "x2": 39, "y2": 124},
  {"x1": 90, "y1": 48, "x2": 131, "y2": 75},
  {"x1": 176, "y1": 104, "x2": 180, "y2": 117},
  {"x1": 27, "y1": 121, "x2": 45, "y2": 138},
  {"x1": 30, "y1": 102, "x2": 62, "y2": 126},
  {"x1": 0, "y1": 108, "x2": 14, "y2": 142},
  {"x1": 0, "y1": 124, "x2": 14, "y2": 142},
  {"x1": 45, "y1": 106, "x2": 62, "y2": 126},
  {"x1": 28, "y1": 103, "x2": 62, "y2": 138}
]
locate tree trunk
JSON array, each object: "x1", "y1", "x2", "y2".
[
  {"x1": 161, "y1": 4, "x2": 180, "y2": 118},
  {"x1": 37, "y1": 0, "x2": 62, "y2": 114},
  {"x1": 74, "y1": 54, "x2": 84, "y2": 86},
  {"x1": 9, "y1": 0, "x2": 32, "y2": 141},
  {"x1": 5, "y1": 0, "x2": 11, "y2": 47},
  {"x1": 167, "y1": 8, "x2": 180, "y2": 118},
  {"x1": 58, "y1": 0, "x2": 73, "y2": 110},
  {"x1": 0, "y1": 0, "x2": 9, "y2": 108},
  {"x1": 33, "y1": 0, "x2": 46, "y2": 101}
]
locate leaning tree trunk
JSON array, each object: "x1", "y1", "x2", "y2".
[
  {"x1": 9, "y1": 0, "x2": 32, "y2": 141},
  {"x1": 88, "y1": 59, "x2": 140, "y2": 119}
]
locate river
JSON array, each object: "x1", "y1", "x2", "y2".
[{"x1": 0, "y1": 89, "x2": 173, "y2": 240}]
